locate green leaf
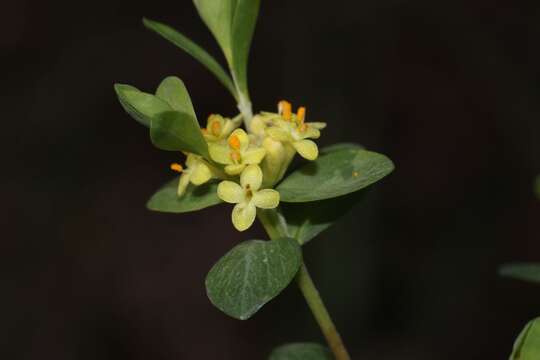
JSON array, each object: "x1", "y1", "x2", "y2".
[
  {"x1": 269, "y1": 343, "x2": 332, "y2": 360},
  {"x1": 277, "y1": 147, "x2": 394, "y2": 202},
  {"x1": 230, "y1": 0, "x2": 260, "y2": 97},
  {"x1": 147, "y1": 180, "x2": 222, "y2": 213},
  {"x1": 282, "y1": 190, "x2": 367, "y2": 245},
  {"x1": 510, "y1": 318, "x2": 540, "y2": 360},
  {"x1": 193, "y1": 0, "x2": 237, "y2": 62},
  {"x1": 499, "y1": 263, "x2": 540, "y2": 284},
  {"x1": 114, "y1": 84, "x2": 171, "y2": 128},
  {"x1": 142, "y1": 18, "x2": 237, "y2": 99},
  {"x1": 206, "y1": 237, "x2": 302, "y2": 320},
  {"x1": 150, "y1": 110, "x2": 209, "y2": 158},
  {"x1": 155, "y1": 76, "x2": 196, "y2": 118},
  {"x1": 320, "y1": 142, "x2": 364, "y2": 154}
]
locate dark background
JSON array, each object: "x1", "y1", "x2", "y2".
[{"x1": 3, "y1": 0, "x2": 540, "y2": 359}]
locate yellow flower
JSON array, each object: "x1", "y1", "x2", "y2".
[
  {"x1": 170, "y1": 153, "x2": 213, "y2": 197},
  {"x1": 256, "y1": 101, "x2": 326, "y2": 160},
  {"x1": 208, "y1": 128, "x2": 266, "y2": 175},
  {"x1": 217, "y1": 165, "x2": 280, "y2": 231},
  {"x1": 201, "y1": 114, "x2": 242, "y2": 142}
]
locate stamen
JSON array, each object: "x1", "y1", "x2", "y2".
[
  {"x1": 230, "y1": 150, "x2": 241, "y2": 163},
  {"x1": 211, "y1": 120, "x2": 221, "y2": 136},
  {"x1": 299, "y1": 123, "x2": 308, "y2": 132},
  {"x1": 297, "y1": 107, "x2": 306, "y2": 123},
  {"x1": 228, "y1": 135, "x2": 241, "y2": 150},
  {"x1": 278, "y1": 100, "x2": 292, "y2": 121},
  {"x1": 170, "y1": 163, "x2": 183, "y2": 173}
]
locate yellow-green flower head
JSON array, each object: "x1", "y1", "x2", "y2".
[
  {"x1": 201, "y1": 114, "x2": 242, "y2": 142},
  {"x1": 257, "y1": 100, "x2": 326, "y2": 161},
  {"x1": 208, "y1": 128, "x2": 266, "y2": 175},
  {"x1": 275, "y1": 101, "x2": 326, "y2": 160},
  {"x1": 170, "y1": 153, "x2": 213, "y2": 197},
  {"x1": 217, "y1": 164, "x2": 280, "y2": 231}
]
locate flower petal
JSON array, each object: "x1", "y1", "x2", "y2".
[
  {"x1": 232, "y1": 202, "x2": 256, "y2": 231},
  {"x1": 240, "y1": 164, "x2": 263, "y2": 191},
  {"x1": 190, "y1": 162, "x2": 212, "y2": 185},
  {"x1": 208, "y1": 143, "x2": 232, "y2": 164},
  {"x1": 229, "y1": 128, "x2": 250, "y2": 151},
  {"x1": 250, "y1": 115, "x2": 268, "y2": 136},
  {"x1": 303, "y1": 127, "x2": 321, "y2": 139},
  {"x1": 266, "y1": 127, "x2": 290, "y2": 142},
  {"x1": 225, "y1": 163, "x2": 246, "y2": 175},
  {"x1": 252, "y1": 189, "x2": 280, "y2": 209},
  {"x1": 206, "y1": 114, "x2": 225, "y2": 135},
  {"x1": 177, "y1": 173, "x2": 191, "y2": 197},
  {"x1": 222, "y1": 115, "x2": 242, "y2": 137},
  {"x1": 242, "y1": 147, "x2": 266, "y2": 164},
  {"x1": 308, "y1": 122, "x2": 327, "y2": 130},
  {"x1": 293, "y1": 139, "x2": 319, "y2": 160},
  {"x1": 217, "y1": 181, "x2": 244, "y2": 203}
]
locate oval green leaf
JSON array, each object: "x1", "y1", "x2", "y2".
[
  {"x1": 510, "y1": 318, "x2": 540, "y2": 360},
  {"x1": 320, "y1": 142, "x2": 363, "y2": 154},
  {"x1": 269, "y1": 343, "x2": 332, "y2": 360},
  {"x1": 147, "y1": 179, "x2": 222, "y2": 213},
  {"x1": 114, "y1": 84, "x2": 171, "y2": 128},
  {"x1": 499, "y1": 263, "x2": 540, "y2": 284},
  {"x1": 277, "y1": 147, "x2": 394, "y2": 202},
  {"x1": 150, "y1": 110, "x2": 209, "y2": 158},
  {"x1": 206, "y1": 237, "x2": 302, "y2": 320},
  {"x1": 142, "y1": 18, "x2": 237, "y2": 99},
  {"x1": 155, "y1": 76, "x2": 197, "y2": 118}
]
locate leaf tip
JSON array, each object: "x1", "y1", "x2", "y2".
[{"x1": 142, "y1": 17, "x2": 154, "y2": 28}]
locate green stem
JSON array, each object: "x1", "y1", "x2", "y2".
[
  {"x1": 257, "y1": 209, "x2": 352, "y2": 360},
  {"x1": 230, "y1": 68, "x2": 253, "y2": 131},
  {"x1": 296, "y1": 263, "x2": 351, "y2": 360}
]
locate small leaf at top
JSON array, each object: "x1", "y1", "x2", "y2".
[
  {"x1": 142, "y1": 18, "x2": 237, "y2": 99},
  {"x1": 150, "y1": 110, "x2": 209, "y2": 158},
  {"x1": 499, "y1": 263, "x2": 540, "y2": 284},
  {"x1": 230, "y1": 0, "x2": 260, "y2": 97},
  {"x1": 277, "y1": 147, "x2": 394, "y2": 202},
  {"x1": 206, "y1": 237, "x2": 302, "y2": 320},
  {"x1": 147, "y1": 179, "x2": 222, "y2": 213},
  {"x1": 510, "y1": 318, "x2": 540, "y2": 360},
  {"x1": 114, "y1": 84, "x2": 171, "y2": 128},
  {"x1": 155, "y1": 76, "x2": 196, "y2": 118},
  {"x1": 269, "y1": 343, "x2": 332, "y2": 360},
  {"x1": 193, "y1": 0, "x2": 237, "y2": 62},
  {"x1": 282, "y1": 190, "x2": 367, "y2": 245}
]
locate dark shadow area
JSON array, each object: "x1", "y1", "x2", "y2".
[{"x1": 2, "y1": 0, "x2": 540, "y2": 359}]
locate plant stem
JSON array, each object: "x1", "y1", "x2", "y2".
[
  {"x1": 296, "y1": 263, "x2": 351, "y2": 360},
  {"x1": 257, "y1": 209, "x2": 352, "y2": 360}
]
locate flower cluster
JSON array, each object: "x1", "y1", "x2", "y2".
[{"x1": 170, "y1": 100, "x2": 326, "y2": 231}]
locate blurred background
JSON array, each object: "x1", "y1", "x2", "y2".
[{"x1": 3, "y1": 0, "x2": 540, "y2": 359}]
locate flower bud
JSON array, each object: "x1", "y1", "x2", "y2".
[{"x1": 260, "y1": 137, "x2": 295, "y2": 187}]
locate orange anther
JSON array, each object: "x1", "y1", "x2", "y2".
[
  {"x1": 278, "y1": 100, "x2": 292, "y2": 121},
  {"x1": 297, "y1": 107, "x2": 306, "y2": 123},
  {"x1": 228, "y1": 135, "x2": 241, "y2": 150},
  {"x1": 170, "y1": 163, "x2": 183, "y2": 173}
]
